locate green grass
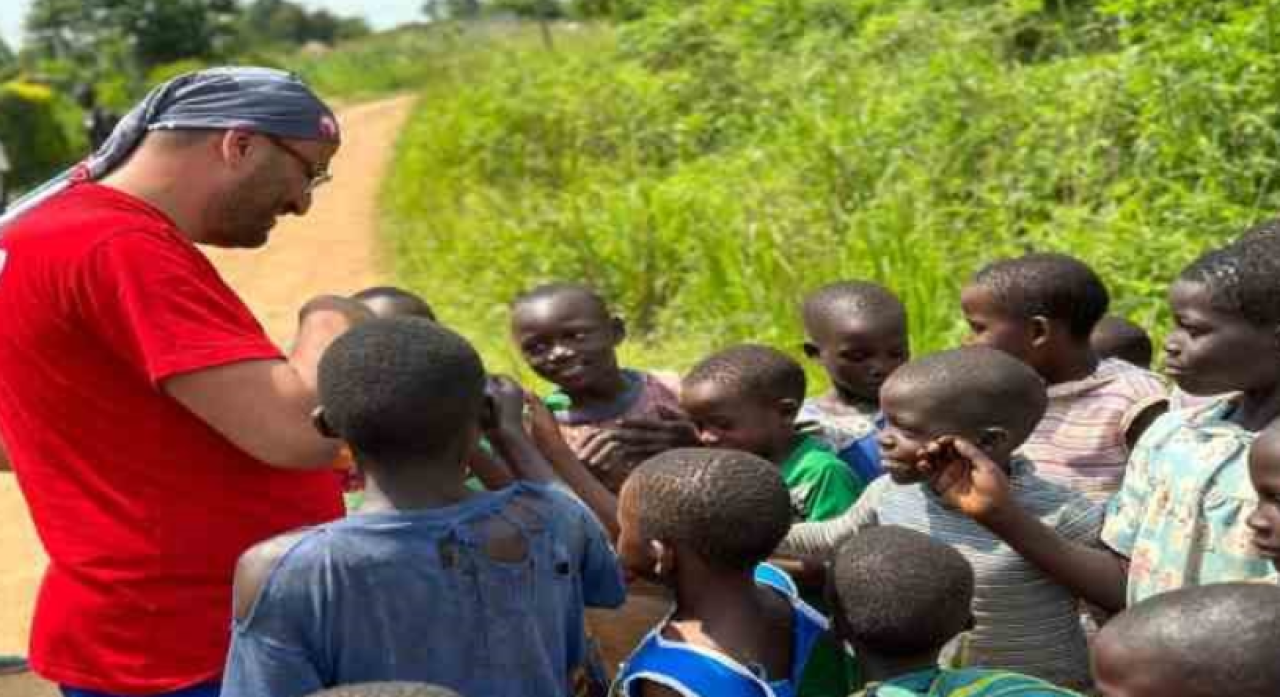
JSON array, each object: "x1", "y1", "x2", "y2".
[{"x1": 378, "y1": 2, "x2": 1280, "y2": 388}]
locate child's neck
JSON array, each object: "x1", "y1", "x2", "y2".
[
  {"x1": 562, "y1": 369, "x2": 632, "y2": 411},
  {"x1": 1234, "y1": 383, "x2": 1280, "y2": 431},
  {"x1": 859, "y1": 649, "x2": 944, "y2": 685},
  {"x1": 359, "y1": 464, "x2": 476, "y2": 513},
  {"x1": 830, "y1": 385, "x2": 877, "y2": 410},
  {"x1": 765, "y1": 433, "x2": 805, "y2": 466},
  {"x1": 671, "y1": 566, "x2": 775, "y2": 646},
  {"x1": 1039, "y1": 345, "x2": 1099, "y2": 385}
]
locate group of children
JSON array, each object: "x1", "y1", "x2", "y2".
[{"x1": 220, "y1": 219, "x2": 1280, "y2": 697}]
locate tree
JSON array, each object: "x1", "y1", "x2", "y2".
[
  {"x1": 24, "y1": 0, "x2": 240, "y2": 74},
  {"x1": 240, "y1": 0, "x2": 371, "y2": 47}
]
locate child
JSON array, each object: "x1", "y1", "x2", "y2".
[
  {"x1": 335, "y1": 286, "x2": 512, "y2": 510},
  {"x1": 961, "y1": 252, "x2": 1167, "y2": 501},
  {"x1": 682, "y1": 344, "x2": 863, "y2": 697},
  {"x1": 927, "y1": 236, "x2": 1280, "y2": 618},
  {"x1": 799, "y1": 281, "x2": 909, "y2": 484},
  {"x1": 613, "y1": 448, "x2": 827, "y2": 697},
  {"x1": 1089, "y1": 316, "x2": 1154, "y2": 370},
  {"x1": 307, "y1": 684, "x2": 462, "y2": 697},
  {"x1": 510, "y1": 283, "x2": 694, "y2": 493},
  {"x1": 1091, "y1": 584, "x2": 1280, "y2": 697},
  {"x1": 830, "y1": 527, "x2": 1082, "y2": 696},
  {"x1": 682, "y1": 344, "x2": 865, "y2": 524},
  {"x1": 783, "y1": 347, "x2": 1100, "y2": 690},
  {"x1": 352, "y1": 286, "x2": 437, "y2": 321},
  {"x1": 1247, "y1": 421, "x2": 1280, "y2": 571},
  {"x1": 221, "y1": 318, "x2": 625, "y2": 697}
]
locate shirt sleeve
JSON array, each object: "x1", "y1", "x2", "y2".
[
  {"x1": 221, "y1": 549, "x2": 327, "y2": 697},
  {"x1": 1102, "y1": 411, "x2": 1174, "y2": 558},
  {"x1": 77, "y1": 230, "x2": 281, "y2": 385},
  {"x1": 544, "y1": 485, "x2": 626, "y2": 609},
  {"x1": 780, "y1": 477, "x2": 886, "y2": 556},
  {"x1": 798, "y1": 454, "x2": 865, "y2": 522},
  {"x1": 1119, "y1": 371, "x2": 1171, "y2": 442}
]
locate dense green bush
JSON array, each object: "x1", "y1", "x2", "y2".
[
  {"x1": 0, "y1": 81, "x2": 85, "y2": 190},
  {"x1": 380, "y1": 1, "x2": 1280, "y2": 380}
]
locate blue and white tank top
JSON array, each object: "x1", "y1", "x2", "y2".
[{"x1": 613, "y1": 563, "x2": 828, "y2": 697}]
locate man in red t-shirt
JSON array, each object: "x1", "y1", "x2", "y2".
[{"x1": 0, "y1": 68, "x2": 362, "y2": 697}]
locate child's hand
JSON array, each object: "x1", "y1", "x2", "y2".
[
  {"x1": 298, "y1": 295, "x2": 373, "y2": 324},
  {"x1": 921, "y1": 436, "x2": 1012, "y2": 523},
  {"x1": 483, "y1": 375, "x2": 529, "y2": 437},
  {"x1": 608, "y1": 405, "x2": 700, "y2": 458}
]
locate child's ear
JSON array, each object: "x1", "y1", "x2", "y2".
[
  {"x1": 802, "y1": 342, "x2": 821, "y2": 359},
  {"x1": 976, "y1": 426, "x2": 1010, "y2": 454},
  {"x1": 610, "y1": 316, "x2": 627, "y2": 346},
  {"x1": 311, "y1": 405, "x2": 338, "y2": 439},
  {"x1": 1029, "y1": 315, "x2": 1052, "y2": 348},
  {"x1": 650, "y1": 540, "x2": 676, "y2": 580},
  {"x1": 777, "y1": 397, "x2": 802, "y2": 421}
]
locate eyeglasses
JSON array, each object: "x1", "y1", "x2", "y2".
[{"x1": 263, "y1": 134, "x2": 333, "y2": 194}]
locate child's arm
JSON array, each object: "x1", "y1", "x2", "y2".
[
  {"x1": 778, "y1": 479, "x2": 884, "y2": 556},
  {"x1": 926, "y1": 437, "x2": 1129, "y2": 612},
  {"x1": 467, "y1": 445, "x2": 515, "y2": 490},
  {"x1": 484, "y1": 377, "x2": 621, "y2": 538},
  {"x1": 223, "y1": 533, "x2": 326, "y2": 697}
]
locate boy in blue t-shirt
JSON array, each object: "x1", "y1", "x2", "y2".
[
  {"x1": 799, "y1": 281, "x2": 910, "y2": 484},
  {"x1": 221, "y1": 318, "x2": 625, "y2": 697}
]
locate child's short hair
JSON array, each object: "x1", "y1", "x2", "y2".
[
  {"x1": 510, "y1": 282, "x2": 610, "y2": 316},
  {"x1": 888, "y1": 346, "x2": 1047, "y2": 445},
  {"x1": 830, "y1": 526, "x2": 974, "y2": 657},
  {"x1": 626, "y1": 448, "x2": 791, "y2": 571},
  {"x1": 319, "y1": 318, "x2": 486, "y2": 467},
  {"x1": 1091, "y1": 315, "x2": 1153, "y2": 368},
  {"x1": 1180, "y1": 235, "x2": 1280, "y2": 328},
  {"x1": 352, "y1": 286, "x2": 437, "y2": 321},
  {"x1": 306, "y1": 683, "x2": 463, "y2": 697},
  {"x1": 801, "y1": 281, "x2": 905, "y2": 328},
  {"x1": 683, "y1": 344, "x2": 806, "y2": 404},
  {"x1": 1238, "y1": 217, "x2": 1280, "y2": 243},
  {"x1": 971, "y1": 252, "x2": 1109, "y2": 339},
  {"x1": 1100, "y1": 583, "x2": 1280, "y2": 697}
]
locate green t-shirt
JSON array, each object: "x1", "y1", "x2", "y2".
[
  {"x1": 781, "y1": 435, "x2": 866, "y2": 523},
  {"x1": 783, "y1": 436, "x2": 866, "y2": 697},
  {"x1": 854, "y1": 667, "x2": 1083, "y2": 696}
]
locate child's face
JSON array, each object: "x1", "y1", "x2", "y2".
[
  {"x1": 1247, "y1": 434, "x2": 1280, "y2": 571},
  {"x1": 680, "y1": 379, "x2": 796, "y2": 462},
  {"x1": 960, "y1": 284, "x2": 1038, "y2": 367},
  {"x1": 1165, "y1": 280, "x2": 1280, "y2": 396},
  {"x1": 877, "y1": 378, "x2": 944, "y2": 484},
  {"x1": 511, "y1": 294, "x2": 624, "y2": 394},
  {"x1": 804, "y1": 313, "x2": 908, "y2": 404}
]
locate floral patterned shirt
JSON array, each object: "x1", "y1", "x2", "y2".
[{"x1": 1102, "y1": 397, "x2": 1279, "y2": 606}]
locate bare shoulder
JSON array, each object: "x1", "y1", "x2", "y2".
[{"x1": 232, "y1": 529, "x2": 313, "y2": 622}]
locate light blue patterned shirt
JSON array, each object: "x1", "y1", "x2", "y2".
[{"x1": 1102, "y1": 397, "x2": 1279, "y2": 605}]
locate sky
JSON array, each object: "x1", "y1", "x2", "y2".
[{"x1": 0, "y1": 0, "x2": 424, "y2": 51}]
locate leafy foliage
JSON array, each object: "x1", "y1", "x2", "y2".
[{"x1": 380, "y1": 1, "x2": 1280, "y2": 384}]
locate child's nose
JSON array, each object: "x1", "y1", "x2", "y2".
[{"x1": 1247, "y1": 507, "x2": 1270, "y2": 533}]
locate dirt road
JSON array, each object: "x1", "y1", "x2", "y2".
[{"x1": 0, "y1": 94, "x2": 413, "y2": 696}]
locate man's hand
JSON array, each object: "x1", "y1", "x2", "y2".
[
  {"x1": 298, "y1": 295, "x2": 373, "y2": 325},
  {"x1": 923, "y1": 436, "x2": 1013, "y2": 523}
]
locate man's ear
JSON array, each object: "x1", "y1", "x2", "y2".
[
  {"x1": 219, "y1": 129, "x2": 257, "y2": 169},
  {"x1": 311, "y1": 405, "x2": 338, "y2": 439},
  {"x1": 802, "y1": 342, "x2": 821, "y2": 359}
]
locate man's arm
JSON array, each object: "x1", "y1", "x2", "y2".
[
  {"x1": 164, "y1": 298, "x2": 365, "y2": 469},
  {"x1": 0, "y1": 436, "x2": 9, "y2": 472}
]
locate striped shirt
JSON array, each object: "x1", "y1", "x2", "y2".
[
  {"x1": 783, "y1": 459, "x2": 1101, "y2": 691},
  {"x1": 1021, "y1": 359, "x2": 1167, "y2": 502}
]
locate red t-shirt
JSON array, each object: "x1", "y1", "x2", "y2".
[{"x1": 0, "y1": 184, "x2": 343, "y2": 693}]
